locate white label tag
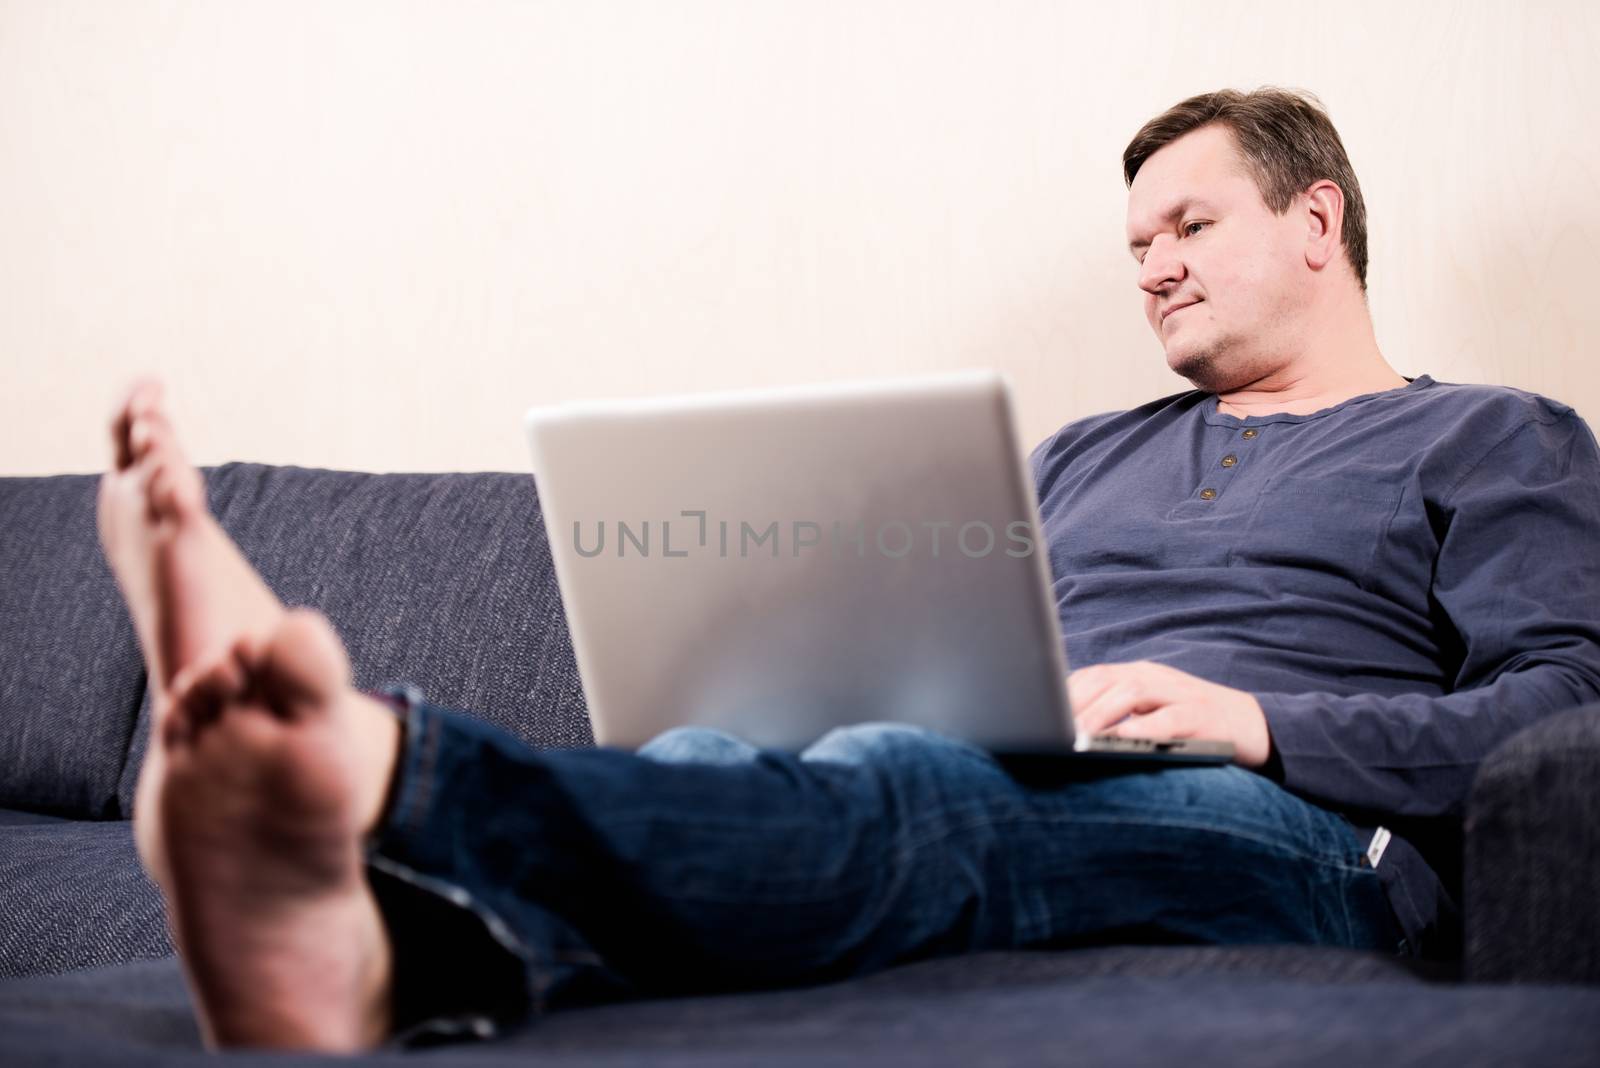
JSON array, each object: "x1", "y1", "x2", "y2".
[{"x1": 1366, "y1": 826, "x2": 1392, "y2": 869}]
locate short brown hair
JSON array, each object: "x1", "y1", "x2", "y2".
[{"x1": 1123, "y1": 88, "x2": 1369, "y2": 291}]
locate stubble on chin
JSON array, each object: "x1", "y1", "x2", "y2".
[
  {"x1": 1169, "y1": 346, "x2": 1229, "y2": 393},
  {"x1": 1168, "y1": 335, "x2": 1264, "y2": 395}
]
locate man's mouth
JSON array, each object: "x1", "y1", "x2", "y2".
[{"x1": 1162, "y1": 299, "x2": 1200, "y2": 324}]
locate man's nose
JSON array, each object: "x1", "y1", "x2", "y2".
[{"x1": 1138, "y1": 234, "x2": 1184, "y2": 295}]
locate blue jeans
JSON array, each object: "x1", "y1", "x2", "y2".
[{"x1": 363, "y1": 691, "x2": 1408, "y2": 1045}]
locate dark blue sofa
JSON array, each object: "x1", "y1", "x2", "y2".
[{"x1": 2, "y1": 465, "x2": 1597, "y2": 1065}]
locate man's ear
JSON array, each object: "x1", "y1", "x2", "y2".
[{"x1": 1302, "y1": 179, "x2": 1345, "y2": 273}]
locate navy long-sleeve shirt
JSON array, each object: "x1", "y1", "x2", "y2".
[{"x1": 1029, "y1": 374, "x2": 1600, "y2": 959}]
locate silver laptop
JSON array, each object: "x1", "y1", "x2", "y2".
[{"x1": 525, "y1": 370, "x2": 1232, "y2": 765}]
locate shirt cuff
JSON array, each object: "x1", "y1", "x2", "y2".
[{"x1": 1253, "y1": 691, "x2": 1326, "y2": 787}]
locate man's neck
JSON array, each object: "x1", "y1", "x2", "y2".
[
  {"x1": 1213, "y1": 294, "x2": 1406, "y2": 418},
  {"x1": 1214, "y1": 363, "x2": 1410, "y2": 418}
]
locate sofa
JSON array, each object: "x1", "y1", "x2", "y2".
[{"x1": 2, "y1": 463, "x2": 1597, "y2": 1066}]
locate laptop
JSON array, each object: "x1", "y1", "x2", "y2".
[{"x1": 524, "y1": 370, "x2": 1233, "y2": 766}]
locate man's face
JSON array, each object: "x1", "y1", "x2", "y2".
[{"x1": 1125, "y1": 124, "x2": 1311, "y2": 393}]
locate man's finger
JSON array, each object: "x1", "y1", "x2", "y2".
[
  {"x1": 1068, "y1": 661, "x2": 1172, "y2": 712},
  {"x1": 1112, "y1": 705, "x2": 1229, "y2": 745},
  {"x1": 1106, "y1": 706, "x2": 1181, "y2": 740},
  {"x1": 1066, "y1": 666, "x2": 1120, "y2": 715},
  {"x1": 1074, "y1": 679, "x2": 1168, "y2": 736}
]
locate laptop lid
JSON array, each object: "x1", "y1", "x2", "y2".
[{"x1": 525, "y1": 370, "x2": 1076, "y2": 753}]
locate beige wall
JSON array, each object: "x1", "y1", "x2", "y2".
[{"x1": 3, "y1": 0, "x2": 1597, "y2": 476}]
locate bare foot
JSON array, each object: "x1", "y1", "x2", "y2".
[
  {"x1": 160, "y1": 612, "x2": 397, "y2": 1049},
  {"x1": 97, "y1": 380, "x2": 281, "y2": 696},
  {"x1": 98, "y1": 380, "x2": 401, "y2": 1050}
]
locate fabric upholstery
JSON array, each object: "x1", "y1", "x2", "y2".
[
  {"x1": 117, "y1": 464, "x2": 592, "y2": 816},
  {"x1": 0, "y1": 816, "x2": 172, "y2": 978},
  {"x1": 1464, "y1": 702, "x2": 1600, "y2": 983},
  {"x1": 1, "y1": 950, "x2": 1595, "y2": 1067},
  {"x1": 0, "y1": 476, "x2": 145, "y2": 818},
  {"x1": 0, "y1": 809, "x2": 69, "y2": 826}
]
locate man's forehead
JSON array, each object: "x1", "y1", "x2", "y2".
[{"x1": 1131, "y1": 124, "x2": 1245, "y2": 192}]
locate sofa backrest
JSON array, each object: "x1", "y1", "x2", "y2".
[
  {"x1": 0, "y1": 475, "x2": 146, "y2": 818},
  {"x1": 0, "y1": 464, "x2": 594, "y2": 819},
  {"x1": 115, "y1": 463, "x2": 594, "y2": 816}
]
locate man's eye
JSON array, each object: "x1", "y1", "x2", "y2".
[{"x1": 1135, "y1": 222, "x2": 1206, "y2": 263}]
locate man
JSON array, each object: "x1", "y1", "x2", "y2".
[{"x1": 98, "y1": 87, "x2": 1600, "y2": 1051}]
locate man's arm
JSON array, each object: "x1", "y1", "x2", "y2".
[{"x1": 1071, "y1": 410, "x2": 1600, "y2": 820}]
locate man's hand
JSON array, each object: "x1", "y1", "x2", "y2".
[{"x1": 1067, "y1": 661, "x2": 1273, "y2": 769}]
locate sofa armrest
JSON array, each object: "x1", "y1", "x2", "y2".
[{"x1": 1463, "y1": 703, "x2": 1600, "y2": 983}]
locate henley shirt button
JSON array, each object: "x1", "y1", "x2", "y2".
[
  {"x1": 1199, "y1": 488, "x2": 1217, "y2": 500},
  {"x1": 1241, "y1": 428, "x2": 1258, "y2": 439},
  {"x1": 1220, "y1": 454, "x2": 1238, "y2": 468}
]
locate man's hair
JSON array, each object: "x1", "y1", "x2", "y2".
[{"x1": 1122, "y1": 87, "x2": 1369, "y2": 292}]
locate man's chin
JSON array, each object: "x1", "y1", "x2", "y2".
[
  {"x1": 1166, "y1": 340, "x2": 1260, "y2": 395},
  {"x1": 1168, "y1": 348, "x2": 1227, "y2": 393}
]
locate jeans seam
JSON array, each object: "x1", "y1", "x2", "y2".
[
  {"x1": 668, "y1": 808, "x2": 1367, "y2": 895},
  {"x1": 652, "y1": 805, "x2": 1366, "y2": 907},
  {"x1": 1005, "y1": 812, "x2": 1374, "y2": 874},
  {"x1": 1339, "y1": 870, "x2": 1355, "y2": 944},
  {"x1": 371, "y1": 683, "x2": 442, "y2": 843},
  {"x1": 401, "y1": 703, "x2": 440, "y2": 838}
]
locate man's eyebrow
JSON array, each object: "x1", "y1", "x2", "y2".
[{"x1": 1127, "y1": 198, "x2": 1214, "y2": 254}]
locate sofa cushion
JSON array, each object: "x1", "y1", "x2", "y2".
[
  {"x1": 116, "y1": 465, "x2": 592, "y2": 816},
  {"x1": 0, "y1": 948, "x2": 1593, "y2": 1067},
  {"x1": 0, "y1": 476, "x2": 146, "y2": 818},
  {"x1": 0, "y1": 815, "x2": 172, "y2": 978}
]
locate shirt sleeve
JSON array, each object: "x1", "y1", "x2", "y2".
[{"x1": 1254, "y1": 410, "x2": 1600, "y2": 820}]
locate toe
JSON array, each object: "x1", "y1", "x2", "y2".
[
  {"x1": 255, "y1": 610, "x2": 353, "y2": 717},
  {"x1": 147, "y1": 458, "x2": 206, "y2": 524},
  {"x1": 116, "y1": 383, "x2": 168, "y2": 466},
  {"x1": 129, "y1": 410, "x2": 175, "y2": 465},
  {"x1": 112, "y1": 380, "x2": 166, "y2": 469},
  {"x1": 169, "y1": 640, "x2": 253, "y2": 732}
]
